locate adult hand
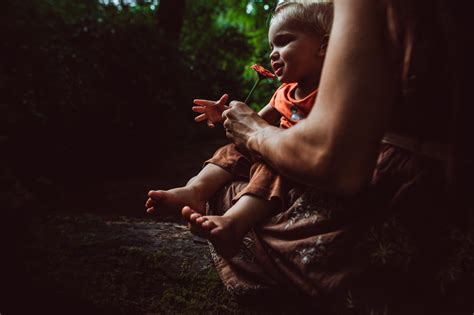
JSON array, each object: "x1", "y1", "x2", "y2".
[
  {"x1": 222, "y1": 101, "x2": 270, "y2": 149},
  {"x1": 192, "y1": 94, "x2": 229, "y2": 128}
]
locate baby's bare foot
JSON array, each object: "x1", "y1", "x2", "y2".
[
  {"x1": 181, "y1": 206, "x2": 208, "y2": 239},
  {"x1": 146, "y1": 186, "x2": 206, "y2": 215},
  {"x1": 182, "y1": 206, "x2": 243, "y2": 259}
]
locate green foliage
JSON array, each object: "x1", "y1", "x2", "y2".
[
  {"x1": 2, "y1": 0, "x2": 281, "y2": 184},
  {"x1": 179, "y1": 0, "x2": 280, "y2": 109},
  {"x1": 212, "y1": 0, "x2": 281, "y2": 109}
]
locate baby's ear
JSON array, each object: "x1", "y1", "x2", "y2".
[{"x1": 318, "y1": 34, "x2": 330, "y2": 56}]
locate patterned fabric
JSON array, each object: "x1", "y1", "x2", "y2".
[{"x1": 207, "y1": 144, "x2": 473, "y2": 313}]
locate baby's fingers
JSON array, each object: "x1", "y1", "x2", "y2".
[
  {"x1": 194, "y1": 114, "x2": 207, "y2": 122},
  {"x1": 193, "y1": 99, "x2": 215, "y2": 106},
  {"x1": 218, "y1": 94, "x2": 229, "y2": 105},
  {"x1": 192, "y1": 106, "x2": 206, "y2": 113}
]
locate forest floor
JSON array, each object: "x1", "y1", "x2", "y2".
[{"x1": 3, "y1": 138, "x2": 310, "y2": 314}]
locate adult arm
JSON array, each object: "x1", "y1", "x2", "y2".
[{"x1": 223, "y1": 0, "x2": 394, "y2": 194}]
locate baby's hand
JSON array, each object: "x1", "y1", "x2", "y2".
[{"x1": 192, "y1": 94, "x2": 229, "y2": 128}]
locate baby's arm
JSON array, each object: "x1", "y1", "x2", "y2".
[{"x1": 258, "y1": 104, "x2": 281, "y2": 126}]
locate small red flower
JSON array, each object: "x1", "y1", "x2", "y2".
[
  {"x1": 251, "y1": 64, "x2": 276, "y2": 79},
  {"x1": 244, "y1": 64, "x2": 276, "y2": 103}
]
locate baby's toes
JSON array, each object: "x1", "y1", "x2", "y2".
[
  {"x1": 181, "y1": 206, "x2": 194, "y2": 220},
  {"x1": 195, "y1": 216, "x2": 207, "y2": 224},
  {"x1": 201, "y1": 218, "x2": 217, "y2": 231},
  {"x1": 145, "y1": 198, "x2": 155, "y2": 208},
  {"x1": 146, "y1": 207, "x2": 156, "y2": 214},
  {"x1": 189, "y1": 212, "x2": 202, "y2": 222}
]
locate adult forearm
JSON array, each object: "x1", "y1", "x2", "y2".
[
  {"x1": 248, "y1": 122, "x2": 341, "y2": 192},
  {"x1": 248, "y1": 113, "x2": 381, "y2": 195},
  {"x1": 227, "y1": 0, "x2": 391, "y2": 194}
]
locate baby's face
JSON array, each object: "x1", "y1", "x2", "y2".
[{"x1": 268, "y1": 19, "x2": 324, "y2": 86}]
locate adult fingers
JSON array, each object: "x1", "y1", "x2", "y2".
[
  {"x1": 194, "y1": 114, "x2": 207, "y2": 122},
  {"x1": 222, "y1": 117, "x2": 231, "y2": 129},
  {"x1": 222, "y1": 106, "x2": 233, "y2": 119},
  {"x1": 222, "y1": 108, "x2": 229, "y2": 119},
  {"x1": 224, "y1": 127, "x2": 234, "y2": 141},
  {"x1": 224, "y1": 100, "x2": 247, "y2": 118},
  {"x1": 207, "y1": 120, "x2": 215, "y2": 128},
  {"x1": 229, "y1": 100, "x2": 246, "y2": 108}
]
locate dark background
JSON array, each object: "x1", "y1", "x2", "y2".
[
  {"x1": 2, "y1": 1, "x2": 472, "y2": 313},
  {"x1": 1, "y1": 1, "x2": 283, "y2": 313},
  {"x1": 1, "y1": 0, "x2": 281, "y2": 217}
]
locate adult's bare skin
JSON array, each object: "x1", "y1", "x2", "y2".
[{"x1": 222, "y1": 0, "x2": 393, "y2": 195}]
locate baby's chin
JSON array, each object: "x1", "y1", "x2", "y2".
[
  {"x1": 277, "y1": 72, "x2": 298, "y2": 84},
  {"x1": 278, "y1": 77, "x2": 295, "y2": 84},
  {"x1": 278, "y1": 75, "x2": 289, "y2": 83}
]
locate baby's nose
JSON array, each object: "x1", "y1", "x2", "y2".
[{"x1": 269, "y1": 50, "x2": 278, "y2": 60}]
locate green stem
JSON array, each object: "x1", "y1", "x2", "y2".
[{"x1": 244, "y1": 78, "x2": 261, "y2": 104}]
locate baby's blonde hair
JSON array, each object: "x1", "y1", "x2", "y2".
[{"x1": 271, "y1": 0, "x2": 333, "y2": 38}]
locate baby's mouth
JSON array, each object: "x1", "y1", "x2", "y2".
[{"x1": 272, "y1": 63, "x2": 284, "y2": 76}]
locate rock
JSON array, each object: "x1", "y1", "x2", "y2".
[{"x1": 7, "y1": 213, "x2": 239, "y2": 314}]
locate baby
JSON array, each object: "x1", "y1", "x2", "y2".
[{"x1": 146, "y1": 1, "x2": 333, "y2": 258}]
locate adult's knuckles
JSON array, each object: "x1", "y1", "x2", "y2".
[
  {"x1": 229, "y1": 100, "x2": 245, "y2": 109},
  {"x1": 236, "y1": 102, "x2": 246, "y2": 110}
]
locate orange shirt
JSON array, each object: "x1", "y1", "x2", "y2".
[{"x1": 269, "y1": 83, "x2": 318, "y2": 129}]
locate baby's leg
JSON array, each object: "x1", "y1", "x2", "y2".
[
  {"x1": 146, "y1": 164, "x2": 232, "y2": 214},
  {"x1": 146, "y1": 143, "x2": 252, "y2": 215},
  {"x1": 182, "y1": 194, "x2": 278, "y2": 259},
  {"x1": 182, "y1": 161, "x2": 287, "y2": 258}
]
